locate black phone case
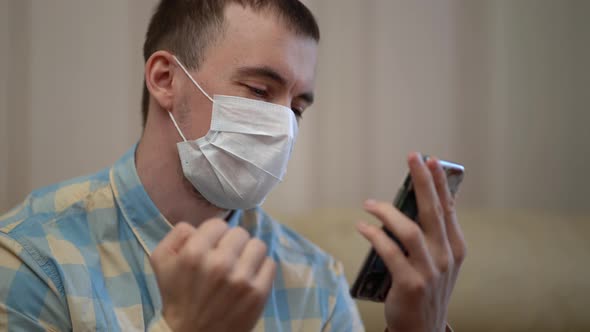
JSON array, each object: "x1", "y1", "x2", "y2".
[
  {"x1": 349, "y1": 175, "x2": 417, "y2": 302},
  {"x1": 349, "y1": 159, "x2": 464, "y2": 302}
]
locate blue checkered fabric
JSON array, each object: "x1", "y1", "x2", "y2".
[{"x1": 0, "y1": 146, "x2": 364, "y2": 331}]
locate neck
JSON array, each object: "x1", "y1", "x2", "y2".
[{"x1": 135, "y1": 109, "x2": 226, "y2": 227}]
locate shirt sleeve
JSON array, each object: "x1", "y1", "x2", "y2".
[
  {"x1": 322, "y1": 260, "x2": 365, "y2": 332},
  {"x1": 0, "y1": 235, "x2": 71, "y2": 332}
]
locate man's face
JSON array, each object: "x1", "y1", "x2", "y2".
[{"x1": 174, "y1": 4, "x2": 318, "y2": 140}]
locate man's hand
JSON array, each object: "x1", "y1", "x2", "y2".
[
  {"x1": 357, "y1": 153, "x2": 467, "y2": 332},
  {"x1": 150, "y1": 219, "x2": 276, "y2": 332}
]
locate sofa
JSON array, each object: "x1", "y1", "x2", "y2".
[{"x1": 274, "y1": 208, "x2": 590, "y2": 331}]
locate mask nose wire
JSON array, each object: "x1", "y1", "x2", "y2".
[{"x1": 168, "y1": 55, "x2": 215, "y2": 143}]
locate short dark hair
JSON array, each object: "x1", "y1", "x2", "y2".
[{"x1": 141, "y1": 0, "x2": 320, "y2": 127}]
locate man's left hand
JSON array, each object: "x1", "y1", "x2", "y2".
[{"x1": 357, "y1": 153, "x2": 466, "y2": 332}]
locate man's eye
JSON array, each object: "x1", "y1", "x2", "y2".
[{"x1": 248, "y1": 86, "x2": 268, "y2": 98}]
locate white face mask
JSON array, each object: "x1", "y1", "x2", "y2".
[{"x1": 169, "y1": 56, "x2": 299, "y2": 210}]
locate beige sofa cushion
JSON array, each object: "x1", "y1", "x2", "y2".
[{"x1": 274, "y1": 208, "x2": 590, "y2": 332}]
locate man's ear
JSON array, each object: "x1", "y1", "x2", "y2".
[{"x1": 145, "y1": 51, "x2": 176, "y2": 112}]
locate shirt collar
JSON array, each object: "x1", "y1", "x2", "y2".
[
  {"x1": 109, "y1": 145, "x2": 246, "y2": 255},
  {"x1": 109, "y1": 144, "x2": 173, "y2": 255}
]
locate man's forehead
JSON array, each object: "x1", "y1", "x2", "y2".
[{"x1": 220, "y1": 4, "x2": 318, "y2": 90}]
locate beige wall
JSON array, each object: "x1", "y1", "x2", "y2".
[
  {"x1": 1, "y1": 0, "x2": 589, "y2": 214},
  {"x1": 0, "y1": 0, "x2": 155, "y2": 211},
  {"x1": 483, "y1": 0, "x2": 590, "y2": 212},
  {"x1": 0, "y1": 0, "x2": 7, "y2": 209},
  {"x1": 1, "y1": 0, "x2": 32, "y2": 212}
]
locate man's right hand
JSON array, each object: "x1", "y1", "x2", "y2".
[{"x1": 150, "y1": 219, "x2": 276, "y2": 332}]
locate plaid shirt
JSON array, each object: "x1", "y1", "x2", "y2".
[{"x1": 0, "y1": 146, "x2": 363, "y2": 332}]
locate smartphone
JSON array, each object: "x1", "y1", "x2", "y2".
[{"x1": 349, "y1": 157, "x2": 465, "y2": 302}]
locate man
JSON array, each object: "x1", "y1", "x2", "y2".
[{"x1": 0, "y1": 0, "x2": 465, "y2": 331}]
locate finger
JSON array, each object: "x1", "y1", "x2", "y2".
[
  {"x1": 196, "y1": 218, "x2": 230, "y2": 248},
  {"x1": 253, "y1": 257, "x2": 276, "y2": 296},
  {"x1": 427, "y1": 158, "x2": 455, "y2": 223},
  {"x1": 152, "y1": 222, "x2": 195, "y2": 260},
  {"x1": 224, "y1": 257, "x2": 274, "y2": 327},
  {"x1": 216, "y1": 226, "x2": 251, "y2": 257},
  {"x1": 363, "y1": 200, "x2": 430, "y2": 266},
  {"x1": 428, "y1": 158, "x2": 467, "y2": 265},
  {"x1": 235, "y1": 238, "x2": 268, "y2": 278},
  {"x1": 408, "y1": 153, "x2": 447, "y2": 241},
  {"x1": 355, "y1": 221, "x2": 415, "y2": 275},
  {"x1": 179, "y1": 218, "x2": 229, "y2": 260}
]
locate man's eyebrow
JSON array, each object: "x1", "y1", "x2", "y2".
[
  {"x1": 235, "y1": 66, "x2": 315, "y2": 105},
  {"x1": 236, "y1": 66, "x2": 288, "y2": 86}
]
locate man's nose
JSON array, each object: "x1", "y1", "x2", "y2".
[{"x1": 274, "y1": 95, "x2": 292, "y2": 109}]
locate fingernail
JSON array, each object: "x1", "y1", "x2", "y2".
[
  {"x1": 408, "y1": 152, "x2": 422, "y2": 165},
  {"x1": 356, "y1": 221, "x2": 369, "y2": 232},
  {"x1": 416, "y1": 153, "x2": 425, "y2": 164},
  {"x1": 428, "y1": 157, "x2": 439, "y2": 169},
  {"x1": 435, "y1": 159, "x2": 442, "y2": 170},
  {"x1": 364, "y1": 199, "x2": 376, "y2": 208}
]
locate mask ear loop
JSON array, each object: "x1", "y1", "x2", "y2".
[
  {"x1": 168, "y1": 55, "x2": 215, "y2": 142},
  {"x1": 172, "y1": 55, "x2": 214, "y2": 103},
  {"x1": 168, "y1": 111, "x2": 188, "y2": 142}
]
